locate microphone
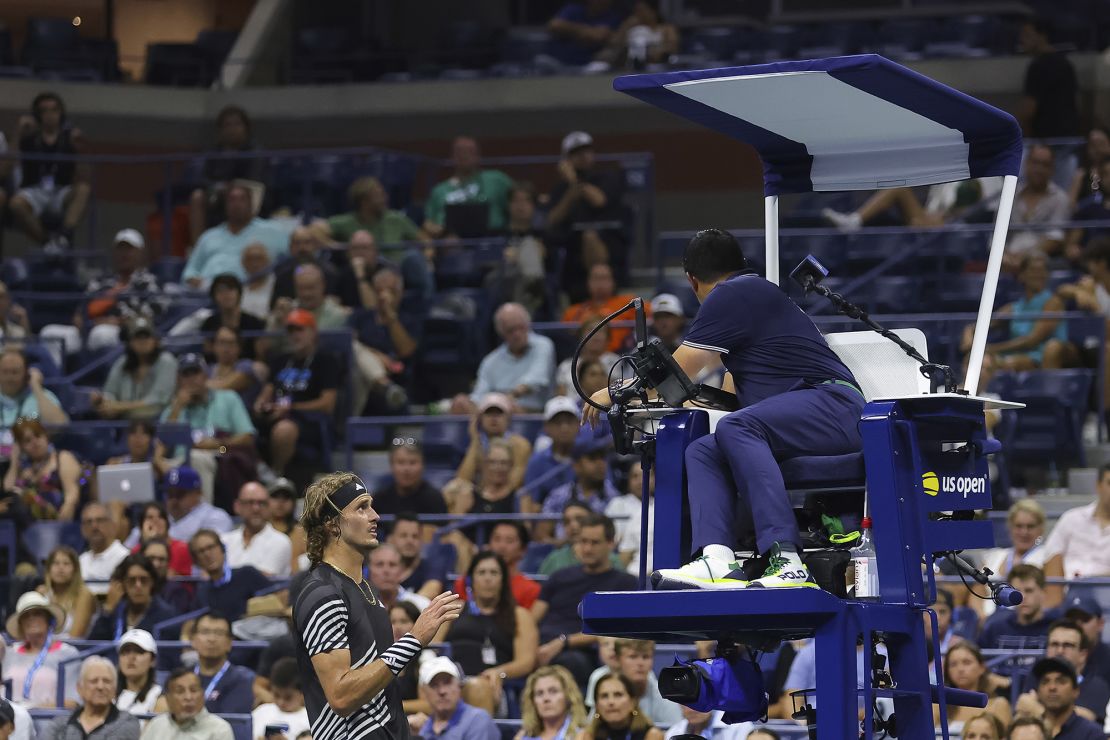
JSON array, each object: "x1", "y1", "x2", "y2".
[
  {"x1": 940, "y1": 553, "x2": 1023, "y2": 607},
  {"x1": 789, "y1": 255, "x2": 830, "y2": 294},
  {"x1": 992, "y1": 584, "x2": 1024, "y2": 607}
]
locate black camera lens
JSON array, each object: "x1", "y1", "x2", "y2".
[{"x1": 658, "y1": 666, "x2": 703, "y2": 704}]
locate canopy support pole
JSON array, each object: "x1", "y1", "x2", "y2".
[
  {"x1": 765, "y1": 195, "x2": 780, "y2": 284},
  {"x1": 964, "y1": 174, "x2": 1018, "y2": 395}
]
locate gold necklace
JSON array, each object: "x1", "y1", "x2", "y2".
[{"x1": 325, "y1": 561, "x2": 377, "y2": 606}]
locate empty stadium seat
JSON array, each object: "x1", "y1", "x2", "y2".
[
  {"x1": 145, "y1": 43, "x2": 206, "y2": 86},
  {"x1": 22, "y1": 521, "x2": 84, "y2": 564},
  {"x1": 990, "y1": 369, "x2": 1094, "y2": 470}
]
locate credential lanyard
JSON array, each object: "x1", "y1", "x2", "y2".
[
  {"x1": 22, "y1": 629, "x2": 54, "y2": 700},
  {"x1": 196, "y1": 661, "x2": 231, "y2": 702}
]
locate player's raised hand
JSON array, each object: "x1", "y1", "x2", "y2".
[{"x1": 411, "y1": 591, "x2": 463, "y2": 645}]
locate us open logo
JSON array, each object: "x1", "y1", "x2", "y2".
[{"x1": 922, "y1": 470, "x2": 987, "y2": 499}]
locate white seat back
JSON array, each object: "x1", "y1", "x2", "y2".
[{"x1": 824, "y1": 329, "x2": 930, "y2": 400}]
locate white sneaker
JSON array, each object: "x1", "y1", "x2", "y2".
[
  {"x1": 651, "y1": 544, "x2": 748, "y2": 590},
  {"x1": 821, "y1": 208, "x2": 862, "y2": 233},
  {"x1": 746, "y1": 543, "x2": 819, "y2": 589}
]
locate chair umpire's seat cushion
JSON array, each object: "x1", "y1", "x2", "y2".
[{"x1": 780, "y1": 452, "x2": 865, "y2": 490}]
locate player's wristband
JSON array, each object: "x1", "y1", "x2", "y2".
[{"x1": 380, "y1": 634, "x2": 422, "y2": 676}]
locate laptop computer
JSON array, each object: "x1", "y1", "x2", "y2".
[
  {"x1": 96, "y1": 463, "x2": 156, "y2": 505},
  {"x1": 444, "y1": 202, "x2": 489, "y2": 238}
]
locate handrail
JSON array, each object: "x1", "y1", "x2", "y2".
[
  {"x1": 65, "y1": 639, "x2": 270, "y2": 650},
  {"x1": 152, "y1": 607, "x2": 209, "y2": 638},
  {"x1": 27, "y1": 708, "x2": 254, "y2": 731}
]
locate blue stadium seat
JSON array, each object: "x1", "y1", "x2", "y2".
[
  {"x1": 951, "y1": 606, "x2": 980, "y2": 641},
  {"x1": 509, "y1": 417, "x2": 544, "y2": 443},
  {"x1": 687, "y1": 26, "x2": 744, "y2": 61},
  {"x1": 290, "y1": 26, "x2": 358, "y2": 84},
  {"x1": 0, "y1": 258, "x2": 29, "y2": 290},
  {"x1": 144, "y1": 43, "x2": 205, "y2": 86},
  {"x1": 868, "y1": 276, "x2": 924, "y2": 314},
  {"x1": 424, "y1": 468, "x2": 456, "y2": 491},
  {"x1": 52, "y1": 422, "x2": 126, "y2": 465},
  {"x1": 22, "y1": 522, "x2": 84, "y2": 565},
  {"x1": 521, "y1": 542, "x2": 554, "y2": 573},
  {"x1": 23, "y1": 17, "x2": 80, "y2": 68},
  {"x1": 991, "y1": 370, "x2": 1093, "y2": 469},
  {"x1": 500, "y1": 27, "x2": 553, "y2": 65},
  {"x1": 423, "y1": 542, "x2": 458, "y2": 580},
  {"x1": 422, "y1": 421, "x2": 470, "y2": 468},
  {"x1": 653, "y1": 278, "x2": 698, "y2": 318},
  {"x1": 876, "y1": 19, "x2": 931, "y2": 59},
  {"x1": 149, "y1": 258, "x2": 185, "y2": 285}
]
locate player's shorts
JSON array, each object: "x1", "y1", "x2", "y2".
[{"x1": 15, "y1": 184, "x2": 71, "y2": 217}]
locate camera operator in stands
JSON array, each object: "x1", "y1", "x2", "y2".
[{"x1": 582, "y1": 229, "x2": 865, "y2": 590}]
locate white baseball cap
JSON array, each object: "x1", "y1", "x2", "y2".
[
  {"x1": 419, "y1": 656, "x2": 461, "y2": 686},
  {"x1": 651, "y1": 293, "x2": 684, "y2": 316},
  {"x1": 114, "y1": 228, "x2": 145, "y2": 249},
  {"x1": 544, "y1": 395, "x2": 580, "y2": 421},
  {"x1": 118, "y1": 628, "x2": 157, "y2": 655},
  {"x1": 561, "y1": 131, "x2": 594, "y2": 156}
]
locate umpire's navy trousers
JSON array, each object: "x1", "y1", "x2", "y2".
[{"x1": 685, "y1": 382, "x2": 865, "y2": 555}]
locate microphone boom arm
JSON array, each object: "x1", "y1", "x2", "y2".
[{"x1": 791, "y1": 256, "x2": 961, "y2": 394}]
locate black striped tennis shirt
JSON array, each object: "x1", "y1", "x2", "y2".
[{"x1": 294, "y1": 563, "x2": 420, "y2": 739}]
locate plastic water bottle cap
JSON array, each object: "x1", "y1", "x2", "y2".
[{"x1": 861, "y1": 516, "x2": 872, "y2": 529}]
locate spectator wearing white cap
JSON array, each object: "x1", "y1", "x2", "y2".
[
  {"x1": 115, "y1": 629, "x2": 161, "y2": 716},
  {"x1": 2, "y1": 592, "x2": 80, "y2": 707},
  {"x1": 452, "y1": 392, "x2": 534, "y2": 494},
  {"x1": 409, "y1": 657, "x2": 499, "y2": 740},
  {"x1": 548, "y1": 131, "x2": 628, "y2": 303},
  {"x1": 555, "y1": 318, "x2": 618, "y2": 397},
  {"x1": 40, "y1": 228, "x2": 165, "y2": 367},
  {"x1": 649, "y1": 293, "x2": 687, "y2": 352},
  {"x1": 522, "y1": 396, "x2": 582, "y2": 510}
]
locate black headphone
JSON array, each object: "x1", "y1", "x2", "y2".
[{"x1": 31, "y1": 92, "x2": 66, "y2": 126}]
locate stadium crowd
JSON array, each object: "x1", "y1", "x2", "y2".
[{"x1": 0, "y1": 17, "x2": 1106, "y2": 737}]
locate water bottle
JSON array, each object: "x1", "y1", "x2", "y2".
[{"x1": 851, "y1": 517, "x2": 879, "y2": 600}]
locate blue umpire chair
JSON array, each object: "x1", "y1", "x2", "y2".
[{"x1": 578, "y1": 54, "x2": 1026, "y2": 739}]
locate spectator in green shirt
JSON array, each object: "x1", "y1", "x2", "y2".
[
  {"x1": 317, "y1": 176, "x2": 427, "y2": 258},
  {"x1": 539, "y1": 500, "x2": 622, "y2": 575},
  {"x1": 423, "y1": 136, "x2": 514, "y2": 238}
]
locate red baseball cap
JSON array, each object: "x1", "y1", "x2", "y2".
[{"x1": 285, "y1": 308, "x2": 317, "y2": 329}]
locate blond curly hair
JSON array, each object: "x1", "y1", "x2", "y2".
[
  {"x1": 301, "y1": 471, "x2": 361, "y2": 566},
  {"x1": 519, "y1": 665, "x2": 588, "y2": 738}
]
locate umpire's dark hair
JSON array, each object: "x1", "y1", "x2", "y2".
[{"x1": 683, "y1": 229, "x2": 747, "y2": 282}]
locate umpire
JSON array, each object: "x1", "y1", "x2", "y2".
[{"x1": 584, "y1": 229, "x2": 864, "y2": 590}]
